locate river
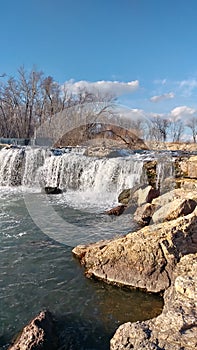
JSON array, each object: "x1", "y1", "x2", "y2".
[{"x1": 0, "y1": 147, "x2": 166, "y2": 349}]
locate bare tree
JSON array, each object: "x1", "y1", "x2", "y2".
[
  {"x1": 148, "y1": 116, "x2": 171, "y2": 142},
  {"x1": 18, "y1": 66, "x2": 44, "y2": 138},
  {"x1": 129, "y1": 119, "x2": 145, "y2": 138},
  {"x1": 0, "y1": 77, "x2": 21, "y2": 137},
  {"x1": 169, "y1": 118, "x2": 184, "y2": 142},
  {"x1": 0, "y1": 67, "x2": 62, "y2": 139},
  {"x1": 186, "y1": 116, "x2": 197, "y2": 143},
  {"x1": 0, "y1": 66, "x2": 118, "y2": 143}
]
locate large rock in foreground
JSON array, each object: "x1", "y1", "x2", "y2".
[
  {"x1": 73, "y1": 208, "x2": 197, "y2": 293},
  {"x1": 8, "y1": 310, "x2": 56, "y2": 350},
  {"x1": 110, "y1": 253, "x2": 197, "y2": 350}
]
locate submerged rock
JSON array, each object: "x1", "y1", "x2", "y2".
[
  {"x1": 143, "y1": 160, "x2": 157, "y2": 188},
  {"x1": 118, "y1": 188, "x2": 133, "y2": 205},
  {"x1": 44, "y1": 186, "x2": 62, "y2": 194},
  {"x1": 8, "y1": 310, "x2": 57, "y2": 350},
  {"x1": 105, "y1": 205, "x2": 127, "y2": 216},
  {"x1": 110, "y1": 253, "x2": 197, "y2": 350}
]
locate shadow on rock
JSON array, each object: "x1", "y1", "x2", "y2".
[{"x1": 7, "y1": 310, "x2": 111, "y2": 350}]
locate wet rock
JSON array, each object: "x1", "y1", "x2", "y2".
[
  {"x1": 118, "y1": 189, "x2": 133, "y2": 205},
  {"x1": 72, "y1": 207, "x2": 197, "y2": 293},
  {"x1": 146, "y1": 187, "x2": 160, "y2": 203},
  {"x1": 118, "y1": 186, "x2": 159, "y2": 207},
  {"x1": 44, "y1": 186, "x2": 62, "y2": 194},
  {"x1": 152, "y1": 198, "x2": 197, "y2": 223},
  {"x1": 133, "y1": 203, "x2": 156, "y2": 226},
  {"x1": 143, "y1": 160, "x2": 157, "y2": 188},
  {"x1": 175, "y1": 155, "x2": 197, "y2": 179},
  {"x1": 136, "y1": 185, "x2": 158, "y2": 206},
  {"x1": 105, "y1": 205, "x2": 127, "y2": 216},
  {"x1": 0, "y1": 143, "x2": 11, "y2": 149},
  {"x1": 8, "y1": 310, "x2": 57, "y2": 350},
  {"x1": 84, "y1": 146, "x2": 112, "y2": 157},
  {"x1": 122, "y1": 186, "x2": 160, "y2": 215},
  {"x1": 110, "y1": 253, "x2": 197, "y2": 350}
]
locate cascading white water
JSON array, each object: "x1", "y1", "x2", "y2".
[
  {"x1": 0, "y1": 148, "x2": 145, "y2": 206},
  {"x1": 0, "y1": 148, "x2": 24, "y2": 186},
  {"x1": 38, "y1": 153, "x2": 144, "y2": 195},
  {"x1": 22, "y1": 148, "x2": 46, "y2": 186},
  {"x1": 156, "y1": 155, "x2": 175, "y2": 191},
  {"x1": 0, "y1": 147, "x2": 176, "y2": 212}
]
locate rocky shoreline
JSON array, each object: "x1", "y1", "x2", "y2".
[
  {"x1": 110, "y1": 253, "x2": 197, "y2": 350},
  {"x1": 72, "y1": 154, "x2": 197, "y2": 349},
  {"x1": 7, "y1": 152, "x2": 197, "y2": 349}
]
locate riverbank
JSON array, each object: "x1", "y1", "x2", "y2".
[
  {"x1": 1, "y1": 147, "x2": 197, "y2": 349},
  {"x1": 73, "y1": 154, "x2": 197, "y2": 349}
]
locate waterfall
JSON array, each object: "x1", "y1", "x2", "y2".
[
  {"x1": 22, "y1": 148, "x2": 46, "y2": 186},
  {"x1": 0, "y1": 148, "x2": 24, "y2": 186},
  {"x1": 0, "y1": 148, "x2": 144, "y2": 196},
  {"x1": 156, "y1": 155, "x2": 175, "y2": 192},
  {"x1": 38, "y1": 153, "x2": 144, "y2": 194}
]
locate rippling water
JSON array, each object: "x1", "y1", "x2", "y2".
[{"x1": 0, "y1": 187, "x2": 163, "y2": 350}]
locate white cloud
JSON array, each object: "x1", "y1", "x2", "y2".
[
  {"x1": 177, "y1": 79, "x2": 197, "y2": 96},
  {"x1": 171, "y1": 105, "x2": 196, "y2": 118},
  {"x1": 153, "y1": 79, "x2": 167, "y2": 85},
  {"x1": 149, "y1": 112, "x2": 165, "y2": 118},
  {"x1": 62, "y1": 79, "x2": 139, "y2": 97},
  {"x1": 119, "y1": 108, "x2": 146, "y2": 120},
  {"x1": 150, "y1": 92, "x2": 175, "y2": 103},
  {"x1": 179, "y1": 79, "x2": 197, "y2": 89}
]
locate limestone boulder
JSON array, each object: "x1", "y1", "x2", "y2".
[
  {"x1": 73, "y1": 208, "x2": 197, "y2": 293},
  {"x1": 188, "y1": 156, "x2": 197, "y2": 178},
  {"x1": 152, "y1": 187, "x2": 197, "y2": 209},
  {"x1": 136, "y1": 185, "x2": 158, "y2": 206},
  {"x1": 175, "y1": 155, "x2": 197, "y2": 179},
  {"x1": 152, "y1": 188, "x2": 187, "y2": 206},
  {"x1": 133, "y1": 203, "x2": 156, "y2": 226},
  {"x1": 152, "y1": 198, "x2": 197, "y2": 223},
  {"x1": 118, "y1": 185, "x2": 159, "y2": 208},
  {"x1": 176, "y1": 178, "x2": 197, "y2": 190},
  {"x1": 110, "y1": 253, "x2": 197, "y2": 350}
]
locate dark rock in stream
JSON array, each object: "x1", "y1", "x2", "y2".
[
  {"x1": 8, "y1": 310, "x2": 57, "y2": 350},
  {"x1": 105, "y1": 205, "x2": 127, "y2": 216},
  {"x1": 44, "y1": 186, "x2": 62, "y2": 194}
]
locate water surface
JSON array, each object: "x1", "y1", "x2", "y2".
[{"x1": 0, "y1": 189, "x2": 163, "y2": 349}]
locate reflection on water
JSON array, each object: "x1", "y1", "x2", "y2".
[{"x1": 0, "y1": 191, "x2": 163, "y2": 350}]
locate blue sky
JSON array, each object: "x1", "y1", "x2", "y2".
[{"x1": 1, "y1": 0, "x2": 197, "y2": 124}]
